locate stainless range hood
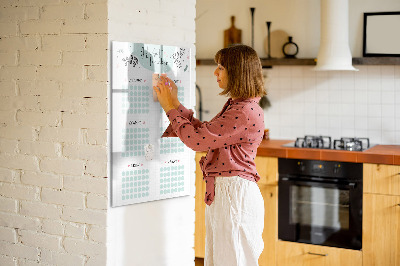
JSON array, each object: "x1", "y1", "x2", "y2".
[{"x1": 314, "y1": 0, "x2": 358, "y2": 71}]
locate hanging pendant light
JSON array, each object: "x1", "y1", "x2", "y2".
[{"x1": 314, "y1": 0, "x2": 358, "y2": 71}]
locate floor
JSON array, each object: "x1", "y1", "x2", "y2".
[{"x1": 195, "y1": 257, "x2": 204, "y2": 266}]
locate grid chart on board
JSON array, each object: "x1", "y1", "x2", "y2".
[
  {"x1": 121, "y1": 169, "x2": 150, "y2": 200},
  {"x1": 160, "y1": 86, "x2": 185, "y2": 113},
  {"x1": 159, "y1": 165, "x2": 185, "y2": 195},
  {"x1": 159, "y1": 133, "x2": 185, "y2": 154},
  {"x1": 121, "y1": 127, "x2": 150, "y2": 157},
  {"x1": 121, "y1": 85, "x2": 150, "y2": 115}
]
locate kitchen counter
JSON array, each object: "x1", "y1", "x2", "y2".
[{"x1": 257, "y1": 139, "x2": 400, "y2": 165}]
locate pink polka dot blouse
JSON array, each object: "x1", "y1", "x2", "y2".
[{"x1": 162, "y1": 97, "x2": 265, "y2": 205}]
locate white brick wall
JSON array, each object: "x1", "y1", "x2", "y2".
[{"x1": 0, "y1": 0, "x2": 108, "y2": 265}]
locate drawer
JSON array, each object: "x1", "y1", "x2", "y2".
[{"x1": 364, "y1": 164, "x2": 400, "y2": 196}]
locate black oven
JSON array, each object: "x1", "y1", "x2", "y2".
[{"x1": 278, "y1": 158, "x2": 363, "y2": 250}]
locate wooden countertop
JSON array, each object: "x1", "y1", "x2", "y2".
[{"x1": 256, "y1": 139, "x2": 400, "y2": 165}]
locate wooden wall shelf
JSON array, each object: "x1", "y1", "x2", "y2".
[{"x1": 196, "y1": 57, "x2": 400, "y2": 67}]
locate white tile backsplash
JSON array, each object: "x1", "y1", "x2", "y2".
[{"x1": 196, "y1": 65, "x2": 400, "y2": 145}]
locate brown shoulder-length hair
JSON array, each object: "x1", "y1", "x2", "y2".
[{"x1": 214, "y1": 44, "x2": 266, "y2": 99}]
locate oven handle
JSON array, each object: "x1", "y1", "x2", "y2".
[{"x1": 280, "y1": 177, "x2": 357, "y2": 189}]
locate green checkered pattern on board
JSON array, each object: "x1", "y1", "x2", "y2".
[
  {"x1": 121, "y1": 85, "x2": 150, "y2": 114},
  {"x1": 121, "y1": 169, "x2": 150, "y2": 200},
  {"x1": 159, "y1": 136, "x2": 185, "y2": 154},
  {"x1": 159, "y1": 165, "x2": 185, "y2": 195},
  {"x1": 121, "y1": 128, "x2": 150, "y2": 157}
]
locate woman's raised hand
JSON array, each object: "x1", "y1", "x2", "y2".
[{"x1": 153, "y1": 76, "x2": 175, "y2": 113}]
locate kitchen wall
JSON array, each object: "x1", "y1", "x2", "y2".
[
  {"x1": 196, "y1": 0, "x2": 400, "y2": 145},
  {"x1": 107, "y1": 1, "x2": 196, "y2": 266},
  {"x1": 0, "y1": 0, "x2": 108, "y2": 265}
]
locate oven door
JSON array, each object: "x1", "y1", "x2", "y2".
[{"x1": 278, "y1": 176, "x2": 362, "y2": 250}]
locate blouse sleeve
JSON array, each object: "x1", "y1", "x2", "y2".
[
  {"x1": 161, "y1": 103, "x2": 202, "y2": 138},
  {"x1": 165, "y1": 106, "x2": 249, "y2": 152}
]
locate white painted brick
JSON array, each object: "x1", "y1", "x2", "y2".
[
  {"x1": 0, "y1": 241, "x2": 39, "y2": 261},
  {"x1": 61, "y1": 207, "x2": 106, "y2": 226},
  {"x1": 0, "y1": 183, "x2": 38, "y2": 201},
  {"x1": 37, "y1": 96, "x2": 87, "y2": 113},
  {"x1": 37, "y1": 66, "x2": 83, "y2": 82},
  {"x1": 0, "y1": 7, "x2": 39, "y2": 22},
  {"x1": 0, "y1": 254, "x2": 16, "y2": 266},
  {"x1": 63, "y1": 50, "x2": 107, "y2": 65},
  {"x1": 64, "y1": 175, "x2": 106, "y2": 195},
  {"x1": 0, "y1": 154, "x2": 39, "y2": 171},
  {"x1": 19, "y1": 230, "x2": 61, "y2": 251},
  {"x1": 19, "y1": 51, "x2": 62, "y2": 66},
  {"x1": 86, "y1": 254, "x2": 106, "y2": 266},
  {"x1": 16, "y1": 111, "x2": 61, "y2": 127},
  {"x1": 41, "y1": 219, "x2": 63, "y2": 236},
  {"x1": 0, "y1": 36, "x2": 40, "y2": 52},
  {"x1": 41, "y1": 188, "x2": 85, "y2": 208},
  {"x1": 0, "y1": 126, "x2": 35, "y2": 141},
  {"x1": 0, "y1": 168, "x2": 16, "y2": 183},
  {"x1": 84, "y1": 160, "x2": 107, "y2": 177},
  {"x1": 85, "y1": 34, "x2": 108, "y2": 51},
  {"x1": 63, "y1": 237, "x2": 106, "y2": 257},
  {"x1": 21, "y1": 171, "x2": 62, "y2": 189},
  {"x1": 85, "y1": 3, "x2": 107, "y2": 20},
  {"x1": 0, "y1": 52, "x2": 17, "y2": 65},
  {"x1": 0, "y1": 110, "x2": 16, "y2": 125},
  {"x1": 87, "y1": 225, "x2": 105, "y2": 243},
  {"x1": 40, "y1": 158, "x2": 84, "y2": 176},
  {"x1": 2, "y1": 96, "x2": 40, "y2": 112},
  {"x1": 40, "y1": 249, "x2": 85, "y2": 266},
  {"x1": 62, "y1": 113, "x2": 107, "y2": 129},
  {"x1": 18, "y1": 80, "x2": 61, "y2": 97},
  {"x1": 0, "y1": 138, "x2": 18, "y2": 154},
  {"x1": 63, "y1": 144, "x2": 107, "y2": 161},
  {"x1": 20, "y1": 200, "x2": 61, "y2": 219},
  {"x1": 0, "y1": 212, "x2": 41, "y2": 231},
  {"x1": 41, "y1": 4, "x2": 84, "y2": 20},
  {"x1": 61, "y1": 81, "x2": 107, "y2": 98},
  {"x1": 0, "y1": 66, "x2": 36, "y2": 81},
  {"x1": 19, "y1": 140, "x2": 59, "y2": 157},
  {"x1": 18, "y1": 259, "x2": 41, "y2": 266},
  {"x1": 85, "y1": 65, "x2": 107, "y2": 82},
  {"x1": 2, "y1": 0, "x2": 62, "y2": 6},
  {"x1": 86, "y1": 129, "x2": 107, "y2": 145},
  {"x1": 0, "y1": 226, "x2": 17, "y2": 243},
  {"x1": 62, "y1": 19, "x2": 107, "y2": 34},
  {"x1": 0, "y1": 81, "x2": 16, "y2": 96},
  {"x1": 42, "y1": 34, "x2": 85, "y2": 51},
  {"x1": 86, "y1": 193, "x2": 107, "y2": 210},
  {"x1": 38, "y1": 127, "x2": 80, "y2": 144},
  {"x1": 20, "y1": 21, "x2": 61, "y2": 35},
  {"x1": 64, "y1": 222, "x2": 85, "y2": 239},
  {"x1": 0, "y1": 196, "x2": 17, "y2": 213}
]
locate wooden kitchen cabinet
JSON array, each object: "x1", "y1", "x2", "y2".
[
  {"x1": 276, "y1": 241, "x2": 362, "y2": 266},
  {"x1": 363, "y1": 193, "x2": 400, "y2": 266},
  {"x1": 195, "y1": 152, "x2": 207, "y2": 258},
  {"x1": 363, "y1": 163, "x2": 400, "y2": 266},
  {"x1": 364, "y1": 163, "x2": 400, "y2": 196}
]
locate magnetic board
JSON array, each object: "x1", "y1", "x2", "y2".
[{"x1": 111, "y1": 41, "x2": 193, "y2": 207}]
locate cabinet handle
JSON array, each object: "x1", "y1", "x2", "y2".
[{"x1": 307, "y1": 252, "x2": 328, "y2": 256}]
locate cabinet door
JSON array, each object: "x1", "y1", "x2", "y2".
[
  {"x1": 276, "y1": 241, "x2": 362, "y2": 266},
  {"x1": 363, "y1": 193, "x2": 400, "y2": 266},
  {"x1": 255, "y1": 156, "x2": 278, "y2": 186},
  {"x1": 259, "y1": 185, "x2": 278, "y2": 266},
  {"x1": 195, "y1": 152, "x2": 207, "y2": 258},
  {"x1": 364, "y1": 164, "x2": 400, "y2": 196}
]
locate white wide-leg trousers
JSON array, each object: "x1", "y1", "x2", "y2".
[{"x1": 205, "y1": 176, "x2": 264, "y2": 266}]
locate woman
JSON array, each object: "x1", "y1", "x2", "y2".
[{"x1": 154, "y1": 44, "x2": 266, "y2": 266}]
